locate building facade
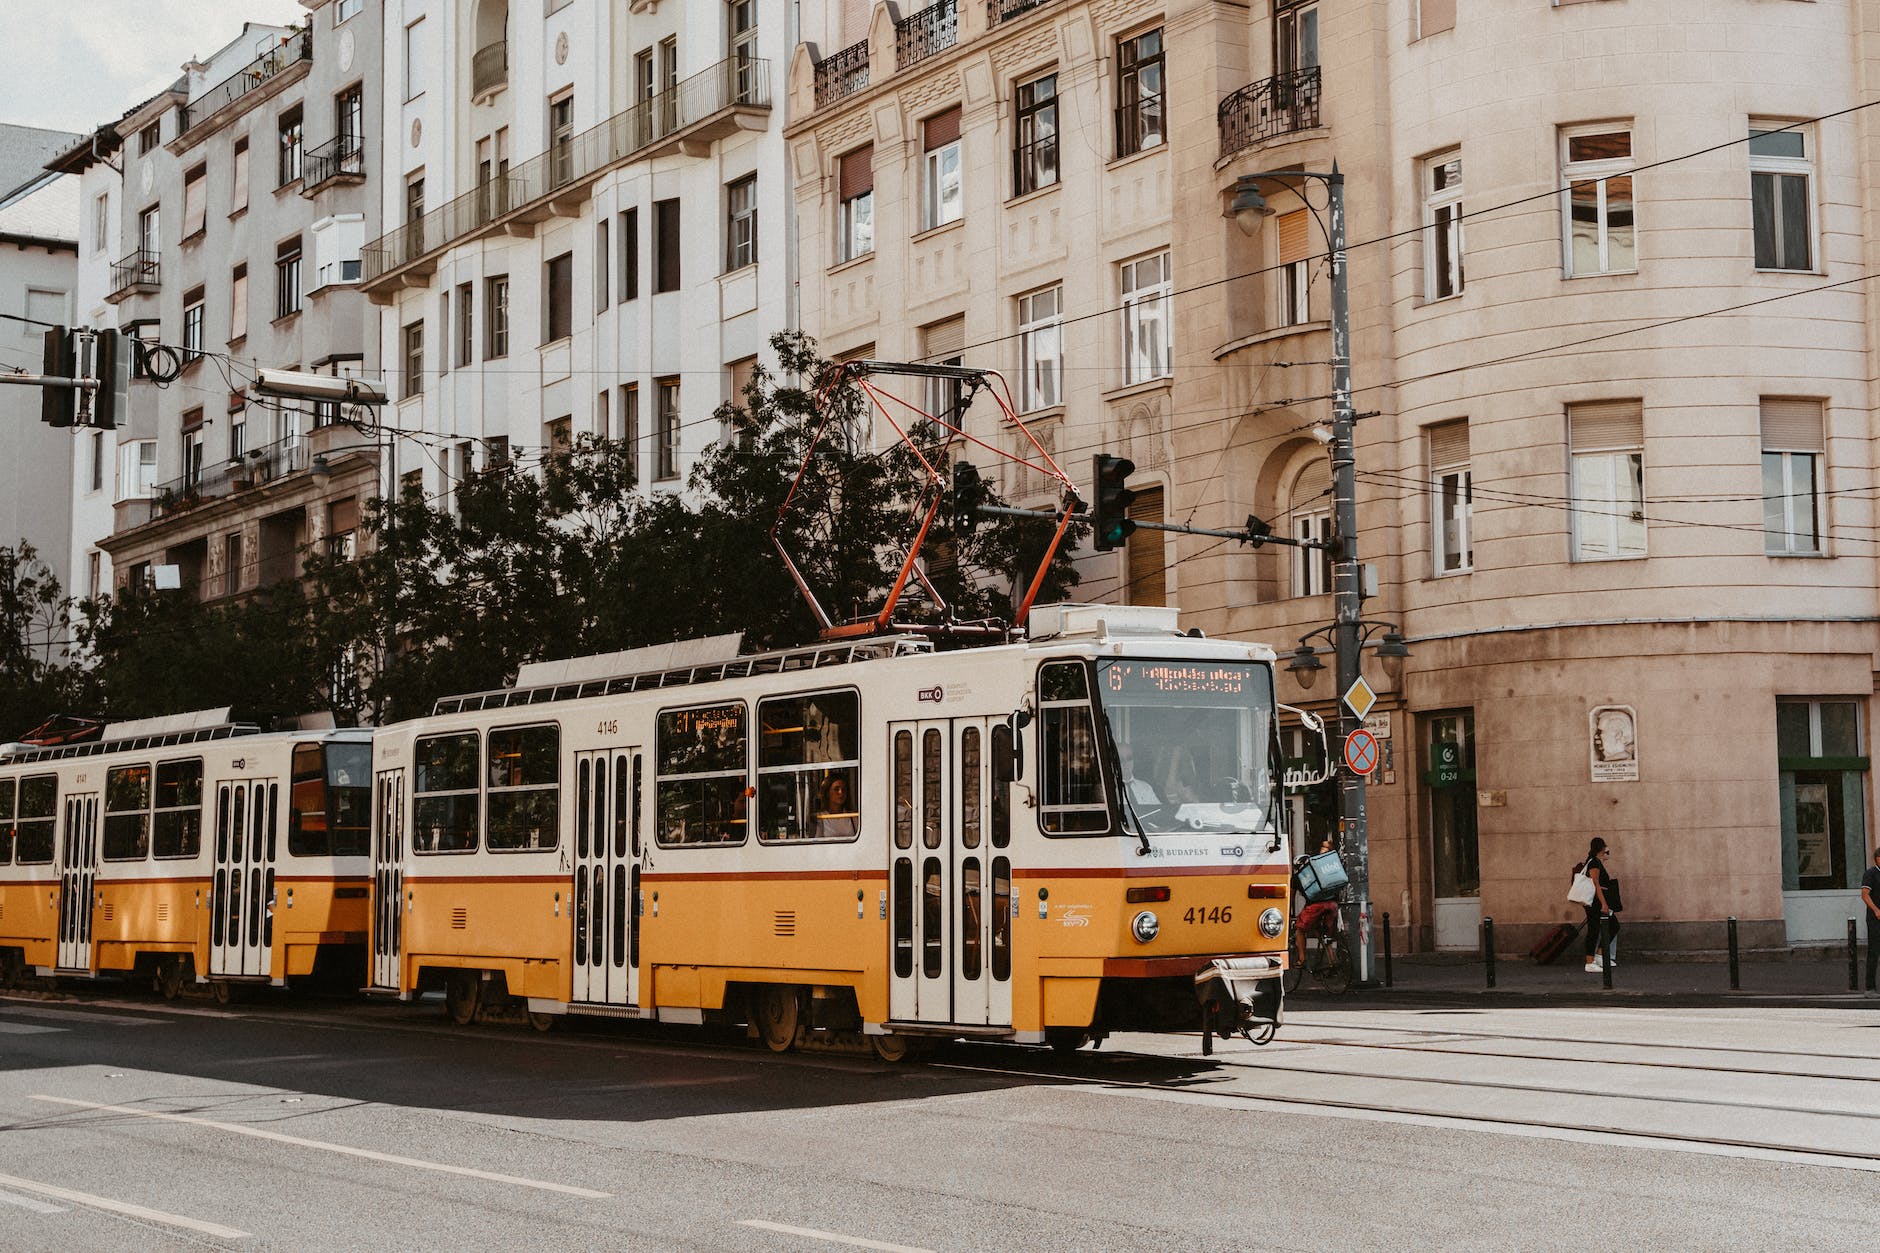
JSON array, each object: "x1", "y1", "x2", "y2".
[
  {"x1": 95, "y1": 4, "x2": 385, "y2": 601},
  {"x1": 359, "y1": 0, "x2": 790, "y2": 502},
  {"x1": 793, "y1": 0, "x2": 1880, "y2": 953}
]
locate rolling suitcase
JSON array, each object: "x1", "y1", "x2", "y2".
[{"x1": 1529, "y1": 922, "x2": 1580, "y2": 965}]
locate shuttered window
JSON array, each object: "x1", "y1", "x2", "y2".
[
  {"x1": 1759, "y1": 397, "x2": 1823, "y2": 451},
  {"x1": 925, "y1": 107, "x2": 961, "y2": 150},
  {"x1": 840, "y1": 146, "x2": 874, "y2": 200},
  {"x1": 839, "y1": 146, "x2": 874, "y2": 261},
  {"x1": 1418, "y1": 0, "x2": 1456, "y2": 36},
  {"x1": 1427, "y1": 420, "x2": 1472, "y2": 574},
  {"x1": 1567, "y1": 400, "x2": 1645, "y2": 559},
  {"x1": 1277, "y1": 210, "x2": 1311, "y2": 265},
  {"x1": 1125, "y1": 486, "x2": 1166, "y2": 606},
  {"x1": 1277, "y1": 210, "x2": 1311, "y2": 326},
  {"x1": 182, "y1": 167, "x2": 207, "y2": 239},
  {"x1": 1567, "y1": 398, "x2": 1643, "y2": 451},
  {"x1": 1761, "y1": 398, "x2": 1824, "y2": 556}
]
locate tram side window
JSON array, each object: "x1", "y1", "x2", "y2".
[
  {"x1": 413, "y1": 731, "x2": 480, "y2": 853},
  {"x1": 487, "y1": 724, "x2": 560, "y2": 851},
  {"x1": 0, "y1": 778, "x2": 13, "y2": 865},
  {"x1": 289, "y1": 744, "x2": 328, "y2": 856},
  {"x1": 656, "y1": 702, "x2": 748, "y2": 846},
  {"x1": 14, "y1": 775, "x2": 55, "y2": 863},
  {"x1": 1037, "y1": 661, "x2": 1111, "y2": 835},
  {"x1": 757, "y1": 690, "x2": 860, "y2": 843},
  {"x1": 152, "y1": 759, "x2": 203, "y2": 858},
  {"x1": 104, "y1": 764, "x2": 153, "y2": 860},
  {"x1": 327, "y1": 742, "x2": 372, "y2": 857}
]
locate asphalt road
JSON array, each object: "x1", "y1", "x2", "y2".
[{"x1": 0, "y1": 987, "x2": 1874, "y2": 1251}]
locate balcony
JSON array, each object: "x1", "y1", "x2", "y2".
[
  {"x1": 301, "y1": 132, "x2": 365, "y2": 195},
  {"x1": 896, "y1": 0, "x2": 958, "y2": 70},
  {"x1": 178, "y1": 28, "x2": 312, "y2": 139},
  {"x1": 473, "y1": 41, "x2": 508, "y2": 97},
  {"x1": 150, "y1": 436, "x2": 313, "y2": 523},
  {"x1": 988, "y1": 0, "x2": 1056, "y2": 26},
  {"x1": 1218, "y1": 67, "x2": 1322, "y2": 160},
  {"x1": 362, "y1": 55, "x2": 771, "y2": 289},
  {"x1": 814, "y1": 41, "x2": 868, "y2": 107},
  {"x1": 106, "y1": 249, "x2": 160, "y2": 302}
]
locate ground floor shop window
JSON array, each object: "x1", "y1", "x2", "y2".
[{"x1": 1777, "y1": 699, "x2": 1868, "y2": 896}]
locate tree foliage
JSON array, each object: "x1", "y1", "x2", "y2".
[{"x1": 28, "y1": 333, "x2": 1082, "y2": 730}]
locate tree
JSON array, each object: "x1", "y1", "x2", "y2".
[{"x1": 0, "y1": 544, "x2": 77, "y2": 740}]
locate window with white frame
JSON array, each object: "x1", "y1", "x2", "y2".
[
  {"x1": 403, "y1": 18, "x2": 427, "y2": 101},
  {"x1": 182, "y1": 288, "x2": 204, "y2": 360},
  {"x1": 1761, "y1": 397, "x2": 1824, "y2": 555},
  {"x1": 923, "y1": 316, "x2": 965, "y2": 421},
  {"x1": 1017, "y1": 285, "x2": 1063, "y2": 412},
  {"x1": 922, "y1": 108, "x2": 962, "y2": 231},
  {"x1": 1561, "y1": 126, "x2": 1635, "y2": 276},
  {"x1": 725, "y1": 173, "x2": 757, "y2": 271},
  {"x1": 118, "y1": 440, "x2": 157, "y2": 501},
  {"x1": 1013, "y1": 73, "x2": 1059, "y2": 196},
  {"x1": 1750, "y1": 123, "x2": 1814, "y2": 271},
  {"x1": 1424, "y1": 151, "x2": 1463, "y2": 299},
  {"x1": 1289, "y1": 458, "x2": 1333, "y2": 596},
  {"x1": 1114, "y1": 28, "x2": 1164, "y2": 157},
  {"x1": 838, "y1": 146, "x2": 873, "y2": 261},
  {"x1": 1428, "y1": 420, "x2": 1472, "y2": 574},
  {"x1": 1276, "y1": 209, "x2": 1310, "y2": 326},
  {"x1": 1120, "y1": 251, "x2": 1171, "y2": 385},
  {"x1": 337, "y1": 0, "x2": 362, "y2": 20},
  {"x1": 1568, "y1": 399, "x2": 1646, "y2": 560},
  {"x1": 92, "y1": 192, "x2": 109, "y2": 250}
]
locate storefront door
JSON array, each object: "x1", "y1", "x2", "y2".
[
  {"x1": 1425, "y1": 711, "x2": 1479, "y2": 950},
  {"x1": 1777, "y1": 700, "x2": 1869, "y2": 944}
]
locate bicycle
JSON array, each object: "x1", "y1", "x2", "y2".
[{"x1": 1286, "y1": 897, "x2": 1353, "y2": 995}]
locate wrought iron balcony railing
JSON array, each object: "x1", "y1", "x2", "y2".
[
  {"x1": 1218, "y1": 66, "x2": 1322, "y2": 159},
  {"x1": 473, "y1": 41, "x2": 508, "y2": 96},
  {"x1": 815, "y1": 40, "x2": 869, "y2": 107},
  {"x1": 988, "y1": 0, "x2": 1056, "y2": 27},
  {"x1": 363, "y1": 55, "x2": 771, "y2": 282},
  {"x1": 150, "y1": 436, "x2": 314, "y2": 521},
  {"x1": 896, "y1": 0, "x2": 958, "y2": 69},
  {"x1": 302, "y1": 132, "x2": 364, "y2": 191},
  {"x1": 108, "y1": 249, "x2": 160, "y2": 299},
  {"x1": 179, "y1": 28, "x2": 312, "y2": 136}
]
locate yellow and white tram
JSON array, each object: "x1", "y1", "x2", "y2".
[
  {"x1": 0, "y1": 710, "x2": 373, "y2": 998},
  {"x1": 369, "y1": 605, "x2": 1303, "y2": 1053}
]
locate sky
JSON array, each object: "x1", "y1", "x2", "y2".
[{"x1": 0, "y1": 0, "x2": 308, "y2": 136}]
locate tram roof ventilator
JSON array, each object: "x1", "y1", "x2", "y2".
[
  {"x1": 0, "y1": 706, "x2": 264, "y2": 764},
  {"x1": 1025, "y1": 603, "x2": 1188, "y2": 642}
]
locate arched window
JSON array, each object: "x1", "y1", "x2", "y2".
[{"x1": 1287, "y1": 457, "x2": 1332, "y2": 597}]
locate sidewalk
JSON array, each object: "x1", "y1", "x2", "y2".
[{"x1": 1305, "y1": 949, "x2": 1880, "y2": 1009}]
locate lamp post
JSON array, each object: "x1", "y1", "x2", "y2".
[{"x1": 1233, "y1": 164, "x2": 1381, "y2": 983}]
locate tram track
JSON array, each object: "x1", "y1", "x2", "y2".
[
  {"x1": 1275, "y1": 1014, "x2": 1880, "y2": 1067},
  {"x1": 1271, "y1": 1033, "x2": 1880, "y2": 1084}
]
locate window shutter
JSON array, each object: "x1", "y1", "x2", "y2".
[
  {"x1": 1126, "y1": 486, "x2": 1166, "y2": 606},
  {"x1": 924, "y1": 315, "x2": 965, "y2": 360},
  {"x1": 1290, "y1": 458, "x2": 1331, "y2": 512},
  {"x1": 1759, "y1": 397, "x2": 1824, "y2": 451},
  {"x1": 182, "y1": 170, "x2": 206, "y2": 237},
  {"x1": 1277, "y1": 210, "x2": 1310, "y2": 265},
  {"x1": 1418, "y1": 0, "x2": 1456, "y2": 36},
  {"x1": 1426, "y1": 419, "x2": 1469, "y2": 469},
  {"x1": 231, "y1": 143, "x2": 249, "y2": 212},
  {"x1": 925, "y1": 107, "x2": 962, "y2": 151},
  {"x1": 839, "y1": 146, "x2": 874, "y2": 200},
  {"x1": 1567, "y1": 399, "x2": 1643, "y2": 451},
  {"x1": 329, "y1": 497, "x2": 359, "y2": 534},
  {"x1": 229, "y1": 270, "x2": 247, "y2": 337}
]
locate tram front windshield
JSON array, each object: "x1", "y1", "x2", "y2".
[{"x1": 1097, "y1": 658, "x2": 1276, "y2": 836}]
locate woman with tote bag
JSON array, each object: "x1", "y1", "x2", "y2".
[{"x1": 1572, "y1": 838, "x2": 1617, "y2": 973}]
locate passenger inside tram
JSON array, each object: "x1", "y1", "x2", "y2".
[{"x1": 811, "y1": 772, "x2": 858, "y2": 839}]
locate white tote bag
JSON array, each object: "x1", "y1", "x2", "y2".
[{"x1": 1566, "y1": 866, "x2": 1598, "y2": 907}]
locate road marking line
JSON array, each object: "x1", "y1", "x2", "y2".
[
  {"x1": 0, "y1": 1022, "x2": 65, "y2": 1034},
  {"x1": 0, "y1": 1004, "x2": 160, "y2": 1026},
  {"x1": 0, "y1": 1186, "x2": 65, "y2": 1214},
  {"x1": 738, "y1": 1220, "x2": 932, "y2": 1252},
  {"x1": 30, "y1": 1096, "x2": 611, "y2": 1199},
  {"x1": 0, "y1": 1171, "x2": 246, "y2": 1237}
]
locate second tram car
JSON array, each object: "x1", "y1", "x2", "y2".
[
  {"x1": 369, "y1": 605, "x2": 1304, "y2": 1053},
  {"x1": 0, "y1": 711, "x2": 373, "y2": 998}
]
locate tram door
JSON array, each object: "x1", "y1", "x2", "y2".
[
  {"x1": 210, "y1": 780, "x2": 279, "y2": 978},
  {"x1": 887, "y1": 719, "x2": 1011, "y2": 1027},
  {"x1": 371, "y1": 769, "x2": 405, "y2": 991},
  {"x1": 572, "y1": 749, "x2": 643, "y2": 1005},
  {"x1": 55, "y1": 793, "x2": 98, "y2": 971}
]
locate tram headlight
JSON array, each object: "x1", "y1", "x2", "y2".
[
  {"x1": 1259, "y1": 907, "x2": 1285, "y2": 939},
  {"x1": 1131, "y1": 910, "x2": 1160, "y2": 944}
]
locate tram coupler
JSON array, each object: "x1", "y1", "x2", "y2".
[{"x1": 1194, "y1": 956, "x2": 1283, "y2": 1056}]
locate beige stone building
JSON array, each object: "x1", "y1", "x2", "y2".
[{"x1": 791, "y1": 0, "x2": 1880, "y2": 954}]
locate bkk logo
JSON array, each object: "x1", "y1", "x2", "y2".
[{"x1": 916, "y1": 686, "x2": 944, "y2": 703}]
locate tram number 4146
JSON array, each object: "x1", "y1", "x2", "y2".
[{"x1": 1184, "y1": 906, "x2": 1233, "y2": 925}]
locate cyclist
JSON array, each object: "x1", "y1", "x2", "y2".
[{"x1": 1292, "y1": 836, "x2": 1343, "y2": 968}]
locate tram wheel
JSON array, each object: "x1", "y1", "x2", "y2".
[
  {"x1": 527, "y1": 1010, "x2": 557, "y2": 1033},
  {"x1": 445, "y1": 973, "x2": 481, "y2": 1026},
  {"x1": 870, "y1": 1033, "x2": 915, "y2": 1063},
  {"x1": 0, "y1": 951, "x2": 22, "y2": 991},
  {"x1": 210, "y1": 980, "x2": 240, "y2": 1007},
  {"x1": 157, "y1": 958, "x2": 187, "y2": 1001},
  {"x1": 753, "y1": 985, "x2": 800, "y2": 1053},
  {"x1": 1046, "y1": 1028, "x2": 1089, "y2": 1055}
]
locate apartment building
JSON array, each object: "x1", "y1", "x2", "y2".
[
  {"x1": 94, "y1": 3, "x2": 384, "y2": 600},
  {"x1": 794, "y1": 0, "x2": 1880, "y2": 954},
  {"x1": 360, "y1": 0, "x2": 788, "y2": 500}
]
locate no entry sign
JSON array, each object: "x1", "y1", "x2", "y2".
[{"x1": 1344, "y1": 727, "x2": 1380, "y2": 777}]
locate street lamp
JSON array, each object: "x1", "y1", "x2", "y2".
[{"x1": 1232, "y1": 163, "x2": 1379, "y2": 979}]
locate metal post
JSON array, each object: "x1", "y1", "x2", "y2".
[
  {"x1": 1324, "y1": 164, "x2": 1374, "y2": 988},
  {"x1": 1381, "y1": 910, "x2": 1393, "y2": 988},
  {"x1": 1482, "y1": 916, "x2": 1495, "y2": 988},
  {"x1": 1850, "y1": 918, "x2": 1860, "y2": 992},
  {"x1": 1601, "y1": 919, "x2": 1613, "y2": 990},
  {"x1": 1727, "y1": 916, "x2": 1740, "y2": 990}
]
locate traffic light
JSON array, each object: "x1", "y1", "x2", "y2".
[
  {"x1": 1092, "y1": 453, "x2": 1137, "y2": 552},
  {"x1": 89, "y1": 329, "x2": 120, "y2": 430},
  {"x1": 951, "y1": 461, "x2": 982, "y2": 529},
  {"x1": 39, "y1": 327, "x2": 74, "y2": 427}
]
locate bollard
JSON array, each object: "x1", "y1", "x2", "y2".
[
  {"x1": 1601, "y1": 915, "x2": 1613, "y2": 990},
  {"x1": 1728, "y1": 916, "x2": 1740, "y2": 991},
  {"x1": 1483, "y1": 916, "x2": 1496, "y2": 989},
  {"x1": 1850, "y1": 918, "x2": 1860, "y2": 992},
  {"x1": 1382, "y1": 911, "x2": 1394, "y2": 988}
]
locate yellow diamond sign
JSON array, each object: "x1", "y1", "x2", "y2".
[{"x1": 1342, "y1": 675, "x2": 1378, "y2": 722}]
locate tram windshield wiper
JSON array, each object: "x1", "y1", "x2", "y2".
[{"x1": 1098, "y1": 717, "x2": 1152, "y2": 857}]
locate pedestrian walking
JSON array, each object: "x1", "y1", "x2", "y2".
[
  {"x1": 1862, "y1": 844, "x2": 1880, "y2": 994},
  {"x1": 1574, "y1": 838, "x2": 1618, "y2": 973}
]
